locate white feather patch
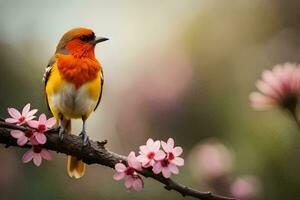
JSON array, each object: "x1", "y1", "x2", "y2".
[{"x1": 51, "y1": 83, "x2": 95, "y2": 119}]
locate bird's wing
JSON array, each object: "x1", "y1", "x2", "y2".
[
  {"x1": 94, "y1": 68, "x2": 104, "y2": 111},
  {"x1": 43, "y1": 56, "x2": 56, "y2": 111}
]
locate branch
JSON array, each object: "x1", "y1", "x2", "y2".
[{"x1": 0, "y1": 121, "x2": 235, "y2": 200}]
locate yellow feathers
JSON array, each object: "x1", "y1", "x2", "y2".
[{"x1": 45, "y1": 62, "x2": 102, "y2": 120}]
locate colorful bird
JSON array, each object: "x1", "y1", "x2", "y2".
[{"x1": 43, "y1": 27, "x2": 108, "y2": 178}]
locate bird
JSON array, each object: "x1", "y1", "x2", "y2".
[{"x1": 43, "y1": 27, "x2": 108, "y2": 178}]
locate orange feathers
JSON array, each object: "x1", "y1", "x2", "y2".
[{"x1": 57, "y1": 54, "x2": 100, "y2": 89}]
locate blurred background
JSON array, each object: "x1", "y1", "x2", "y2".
[{"x1": 0, "y1": 0, "x2": 300, "y2": 199}]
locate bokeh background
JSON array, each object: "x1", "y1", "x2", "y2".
[{"x1": 0, "y1": 0, "x2": 300, "y2": 199}]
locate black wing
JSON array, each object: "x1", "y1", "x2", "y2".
[
  {"x1": 43, "y1": 56, "x2": 56, "y2": 111},
  {"x1": 94, "y1": 68, "x2": 104, "y2": 111}
]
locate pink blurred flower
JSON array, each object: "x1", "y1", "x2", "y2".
[
  {"x1": 27, "y1": 114, "x2": 56, "y2": 144},
  {"x1": 22, "y1": 146, "x2": 52, "y2": 167},
  {"x1": 10, "y1": 130, "x2": 35, "y2": 146},
  {"x1": 230, "y1": 176, "x2": 260, "y2": 200},
  {"x1": 250, "y1": 63, "x2": 300, "y2": 111},
  {"x1": 113, "y1": 152, "x2": 143, "y2": 192},
  {"x1": 152, "y1": 138, "x2": 184, "y2": 178},
  {"x1": 189, "y1": 141, "x2": 233, "y2": 181},
  {"x1": 5, "y1": 103, "x2": 37, "y2": 125},
  {"x1": 137, "y1": 138, "x2": 165, "y2": 167}
]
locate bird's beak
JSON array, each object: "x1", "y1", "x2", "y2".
[{"x1": 93, "y1": 36, "x2": 109, "y2": 45}]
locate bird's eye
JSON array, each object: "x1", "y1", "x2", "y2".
[
  {"x1": 79, "y1": 33, "x2": 95, "y2": 42},
  {"x1": 80, "y1": 35, "x2": 89, "y2": 42}
]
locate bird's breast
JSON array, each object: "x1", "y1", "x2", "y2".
[
  {"x1": 46, "y1": 62, "x2": 101, "y2": 119},
  {"x1": 57, "y1": 54, "x2": 100, "y2": 89},
  {"x1": 50, "y1": 82, "x2": 97, "y2": 119}
]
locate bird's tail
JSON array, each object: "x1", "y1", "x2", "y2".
[{"x1": 64, "y1": 119, "x2": 85, "y2": 179}]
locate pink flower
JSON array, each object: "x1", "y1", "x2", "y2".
[
  {"x1": 189, "y1": 141, "x2": 233, "y2": 181},
  {"x1": 250, "y1": 63, "x2": 300, "y2": 111},
  {"x1": 27, "y1": 114, "x2": 56, "y2": 144},
  {"x1": 152, "y1": 138, "x2": 184, "y2": 178},
  {"x1": 22, "y1": 146, "x2": 52, "y2": 167},
  {"x1": 113, "y1": 152, "x2": 143, "y2": 192},
  {"x1": 230, "y1": 176, "x2": 260, "y2": 200},
  {"x1": 10, "y1": 130, "x2": 35, "y2": 146},
  {"x1": 5, "y1": 103, "x2": 38, "y2": 125},
  {"x1": 137, "y1": 138, "x2": 165, "y2": 167}
]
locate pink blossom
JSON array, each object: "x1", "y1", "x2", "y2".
[
  {"x1": 22, "y1": 146, "x2": 52, "y2": 167},
  {"x1": 189, "y1": 141, "x2": 233, "y2": 181},
  {"x1": 113, "y1": 152, "x2": 143, "y2": 192},
  {"x1": 250, "y1": 63, "x2": 300, "y2": 111},
  {"x1": 5, "y1": 103, "x2": 37, "y2": 125},
  {"x1": 10, "y1": 130, "x2": 35, "y2": 146},
  {"x1": 137, "y1": 138, "x2": 165, "y2": 167},
  {"x1": 152, "y1": 138, "x2": 184, "y2": 178},
  {"x1": 230, "y1": 176, "x2": 260, "y2": 200},
  {"x1": 27, "y1": 114, "x2": 56, "y2": 144}
]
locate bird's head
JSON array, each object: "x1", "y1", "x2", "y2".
[{"x1": 55, "y1": 27, "x2": 108, "y2": 58}]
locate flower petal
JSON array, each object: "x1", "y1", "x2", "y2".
[
  {"x1": 22, "y1": 104, "x2": 30, "y2": 115},
  {"x1": 154, "y1": 150, "x2": 166, "y2": 161},
  {"x1": 127, "y1": 152, "x2": 141, "y2": 170},
  {"x1": 132, "y1": 177, "x2": 143, "y2": 192},
  {"x1": 162, "y1": 167, "x2": 171, "y2": 178},
  {"x1": 26, "y1": 109, "x2": 38, "y2": 118},
  {"x1": 152, "y1": 162, "x2": 163, "y2": 174},
  {"x1": 125, "y1": 176, "x2": 133, "y2": 189},
  {"x1": 39, "y1": 114, "x2": 47, "y2": 124},
  {"x1": 27, "y1": 120, "x2": 39, "y2": 128},
  {"x1": 17, "y1": 137, "x2": 28, "y2": 146},
  {"x1": 113, "y1": 172, "x2": 125, "y2": 181},
  {"x1": 26, "y1": 116, "x2": 36, "y2": 121},
  {"x1": 33, "y1": 154, "x2": 42, "y2": 167},
  {"x1": 142, "y1": 161, "x2": 152, "y2": 168},
  {"x1": 161, "y1": 141, "x2": 171, "y2": 153},
  {"x1": 168, "y1": 163, "x2": 179, "y2": 174},
  {"x1": 22, "y1": 149, "x2": 34, "y2": 163},
  {"x1": 249, "y1": 92, "x2": 276, "y2": 110},
  {"x1": 152, "y1": 140, "x2": 160, "y2": 152},
  {"x1": 46, "y1": 117, "x2": 56, "y2": 128},
  {"x1": 172, "y1": 157, "x2": 184, "y2": 166},
  {"x1": 256, "y1": 80, "x2": 279, "y2": 98},
  {"x1": 137, "y1": 154, "x2": 148, "y2": 163},
  {"x1": 167, "y1": 138, "x2": 174, "y2": 149},
  {"x1": 8, "y1": 108, "x2": 21, "y2": 119},
  {"x1": 35, "y1": 133, "x2": 47, "y2": 144},
  {"x1": 146, "y1": 138, "x2": 154, "y2": 147},
  {"x1": 173, "y1": 147, "x2": 183, "y2": 157},
  {"x1": 115, "y1": 163, "x2": 126, "y2": 172},
  {"x1": 10, "y1": 130, "x2": 24, "y2": 139},
  {"x1": 5, "y1": 118, "x2": 19, "y2": 123},
  {"x1": 41, "y1": 149, "x2": 52, "y2": 160},
  {"x1": 139, "y1": 145, "x2": 149, "y2": 154},
  {"x1": 29, "y1": 137, "x2": 39, "y2": 145}
]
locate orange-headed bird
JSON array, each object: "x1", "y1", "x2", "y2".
[{"x1": 43, "y1": 27, "x2": 108, "y2": 178}]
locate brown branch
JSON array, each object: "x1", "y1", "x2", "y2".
[{"x1": 0, "y1": 121, "x2": 235, "y2": 200}]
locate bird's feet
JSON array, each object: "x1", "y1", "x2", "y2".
[
  {"x1": 58, "y1": 126, "x2": 66, "y2": 141},
  {"x1": 79, "y1": 130, "x2": 90, "y2": 146}
]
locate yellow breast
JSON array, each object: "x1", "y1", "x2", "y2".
[{"x1": 46, "y1": 63, "x2": 101, "y2": 120}]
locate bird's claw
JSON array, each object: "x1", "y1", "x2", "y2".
[
  {"x1": 79, "y1": 131, "x2": 90, "y2": 146},
  {"x1": 58, "y1": 126, "x2": 65, "y2": 141}
]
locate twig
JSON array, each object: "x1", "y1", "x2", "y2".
[
  {"x1": 288, "y1": 109, "x2": 300, "y2": 132},
  {"x1": 0, "y1": 121, "x2": 235, "y2": 200}
]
